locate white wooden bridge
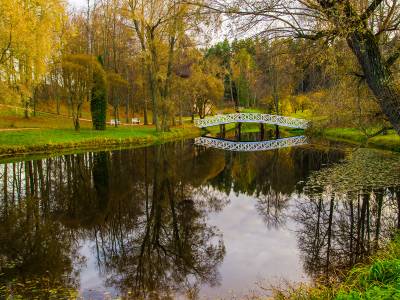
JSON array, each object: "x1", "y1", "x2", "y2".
[
  {"x1": 194, "y1": 136, "x2": 308, "y2": 152},
  {"x1": 194, "y1": 113, "x2": 310, "y2": 129}
]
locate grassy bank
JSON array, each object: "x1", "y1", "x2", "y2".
[
  {"x1": 322, "y1": 128, "x2": 400, "y2": 152},
  {"x1": 0, "y1": 104, "x2": 202, "y2": 157},
  {"x1": 273, "y1": 235, "x2": 400, "y2": 300},
  {"x1": 0, "y1": 126, "x2": 201, "y2": 157}
]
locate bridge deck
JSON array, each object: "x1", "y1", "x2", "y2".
[{"x1": 194, "y1": 113, "x2": 309, "y2": 129}]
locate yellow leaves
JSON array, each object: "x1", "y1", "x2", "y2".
[
  {"x1": 0, "y1": 0, "x2": 67, "y2": 104},
  {"x1": 107, "y1": 72, "x2": 128, "y2": 87},
  {"x1": 0, "y1": 82, "x2": 21, "y2": 104},
  {"x1": 188, "y1": 63, "x2": 224, "y2": 104},
  {"x1": 61, "y1": 54, "x2": 102, "y2": 104}
]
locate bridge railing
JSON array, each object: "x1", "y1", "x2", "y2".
[{"x1": 194, "y1": 113, "x2": 310, "y2": 129}]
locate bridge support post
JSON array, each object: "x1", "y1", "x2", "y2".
[
  {"x1": 260, "y1": 123, "x2": 265, "y2": 140},
  {"x1": 275, "y1": 125, "x2": 280, "y2": 139},
  {"x1": 236, "y1": 123, "x2": 242, "y2": 140},
  {"x1": 219, "y1": 124, "x2": 226, "y2": 138}
]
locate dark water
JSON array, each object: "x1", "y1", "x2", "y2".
[{"x1": 1, "y1": 138, "x2": 400, "y2": 299}]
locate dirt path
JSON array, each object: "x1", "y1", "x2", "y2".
[{"x1": 0, "y1": 128, "x2": 40, "y2": 132}]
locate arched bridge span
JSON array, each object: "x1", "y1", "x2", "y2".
[{"x1": 194, "y1": 113, "x2": 309, "y2": 129}]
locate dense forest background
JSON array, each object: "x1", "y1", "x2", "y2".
[{"x1": 0, "y1": 0, "x2": 399, "y2": 134}]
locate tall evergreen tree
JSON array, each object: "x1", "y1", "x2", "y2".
[{"x1": 91, "y1": 56, "x2": 108, "y2": 130}]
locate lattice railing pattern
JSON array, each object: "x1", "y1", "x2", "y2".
[
  {"x1": 194, "y1": 113, "x2": 310, "y2": 129},
  {"x1": 194, "y1": 136, "x2": 308, "y2": 152}
]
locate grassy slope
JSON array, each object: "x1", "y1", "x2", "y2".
[
  {"x1": 286, "y1": 109, "x2": 400, "y2": 152},
  {"x1": 0, "y1": 105, "x2": 200, "y2": 157},
  {"x1": 323, "y1": 128, "x2": 400, "y2": 152},
  {"x1": 0, "y1": 126, "x2": 201, "y2": 156}
]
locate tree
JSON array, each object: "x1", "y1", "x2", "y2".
[
  {"x1": 125, "y1": 0, "x2": 203, "y2": 131},
  {"x1": 62, "y1": 54, "x2": 98, "y2": 131},
  {"x1": 91, "y1": 56, "x2": 108, "y2": 130},
  {"x1": 0, "y1": 0, "x2": 65, "y2": 118},
  {"x1": 231, "y1": 47, "x2": 255, "y2": 107},
  {"x1": 204, "y1": 0, "x2": 400, "y2": 134},
  {"x1": 107, "y1": 71, "x2": 128, "y2": 127},
  {"x1": 206, "y1": 39, "x2": 236, "y2": 106},
  {"x1": 191, "y1": 64, "x2": 224, "y2": 119}
]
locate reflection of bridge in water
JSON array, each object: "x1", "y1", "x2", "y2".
[
  {"x1": 194, "y1": 113, "x2": 310, "y2": 129},
  {"x1": 194, "y1": 136, "x2": 309, "y2": 152}
]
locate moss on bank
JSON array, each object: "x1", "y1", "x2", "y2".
[{"x1": 0, "y1": 126, "x2": 201, "y2": 158}]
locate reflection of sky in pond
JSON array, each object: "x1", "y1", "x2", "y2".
[
  {"x1": 80, "y1": 242, "x2": 118, "y2": 300},
  {"x1": 76, "y1": 190, "x2": 306, "y2": 299},
  {"x1": 201, "y1": 192, "x2": 306, "y2": 299}
]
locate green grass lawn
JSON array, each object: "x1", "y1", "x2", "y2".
[
  {"x1": 0, "y1": 126, "x2": 201, "y2": 157},
  {"x1": 1, "y1": 126, "x2": 159, "y2": 145},
  {"x1": 0, "y1": 105, "x2": 202, "y2": 157},
  {"x1": 324, "y1": 128, "x2": 400, "y2": 152}
]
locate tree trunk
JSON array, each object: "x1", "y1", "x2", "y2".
[
  {"x1": 347, "y1": 31, "x2": 400, "y2": 135},
  {"x1": 125, "y1": 95, "x2": 129, "y2": 124},
  {"x1": 149, "y1": 72, "x2": 159, "y2": 130},
  {"x1": 56, "y1": 95, "x2": 60, "y2": 115},
  {"x1": 143, "y1": 99, "x2": 148, "y2": 125},
  {"x1": 179, "y1": 99, "x2": 183, "y2": 126},
  {"x1": 147, "y1": 31, "x2": 160, "y2": 131},
  {"x1": 114, "y1": 106, "x2": 118, "y2": 128},
  {"x1": 32, "y1": 90, "x2": 37, "y2": 117},
  {"x1": 73, "y1": 103, "x2": 81, "y2": 131},
  {"x1": 229, "y1": 76, "x2": 236, "y2": 108},
  {"x1": 74, "y1": 115, "x2": 80, "y2": 131},
  {"x1": 24, "y1": 100, "x2": 29, "y2": 119}
]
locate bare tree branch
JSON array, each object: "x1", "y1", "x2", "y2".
[
  {"x1": 386, "y1": 45, "x2": 400, "y2": 67},
  {"x1": 361, "y1": 0, "x2": 384, "y2": 20}
]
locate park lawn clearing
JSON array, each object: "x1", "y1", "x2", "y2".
[{"x1": 0, "y1": 126, "x2": 201, "y2": 157}]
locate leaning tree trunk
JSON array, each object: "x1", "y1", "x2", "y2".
[{"x1": 347, "y1": 31, "x2": 400, "y2": 135}]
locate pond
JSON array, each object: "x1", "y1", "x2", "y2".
[{"x1": 0, "y1": 136, "x2": 400, "y2": 299}]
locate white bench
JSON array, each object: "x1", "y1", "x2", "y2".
[
  {"x1": 110, "y1": 119, "x2": 121, "y2": 125},
  {"x1": 131, "y1": 118, "x2": 140, "y2": 124}
]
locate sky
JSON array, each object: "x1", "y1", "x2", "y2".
[{"x1": 68, "y1": 0, "x2": 86, "y2": 9}]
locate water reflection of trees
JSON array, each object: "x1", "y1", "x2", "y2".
[
  {"x1": 207, "y1": 146, "x2": 345, "y2": 228},
  {"x1": 202, "y1": 146, "x2": 400, "y2": 282},
  {"x1": 2, "y1": 143, "x2": 400, "y2": 297},
  {"x1": 296, "y1": 149, "x2": 400, "y2": 281},
  {"x1": 94, "y1": 145, "x2": 226, "y2": 299},
  {"x1": 0, "y1": 160, "x2": 82, "y2": 298},
  {"x1": 0, "y1": 141, "x2": 227, "y2": 298}
]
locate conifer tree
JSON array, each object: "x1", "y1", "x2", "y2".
[{"x1": 91, "y1": 56, "x2": 108, "y2": 130}]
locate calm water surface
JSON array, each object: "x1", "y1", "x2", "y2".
[{"x1": 1, "y1": 137, "x2": 400, "y2": 299}]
